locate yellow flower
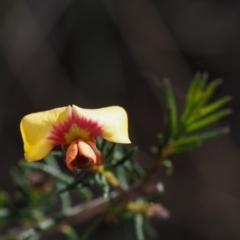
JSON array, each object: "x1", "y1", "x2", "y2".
[{"x1": 20, "y1": 105, "x2": 130, "y2": 171}]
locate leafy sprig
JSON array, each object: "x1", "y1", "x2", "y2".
[
  {"x1": 154, "y1": 73, "x2": 231, "y2": 161},
  {"x1": 0, "y1": 73, "x2": 232, "y2": 240}
]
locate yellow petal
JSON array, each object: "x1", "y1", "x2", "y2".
[
  {"x1": 72, "y1": 105, "x2": 131, "y2": 144},
  {"x1": 20, "y1": 106, "x2": 71, "y2": 161},
  {"x1": 20, "y1": 105, "x2": 130, "y2": 162}
]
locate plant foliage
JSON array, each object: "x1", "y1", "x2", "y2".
[{"x1": 0, "y1": 73, "x2": 231, "y2": 240}]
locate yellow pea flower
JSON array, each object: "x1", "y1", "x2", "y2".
[{"x1": 20, "y1": 105, "x2": 130, "y2": 172}]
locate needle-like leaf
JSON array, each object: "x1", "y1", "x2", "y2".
[
  {"x1": 163, "y1": 79, "x2": 178, "y2": 140},
  {"x1": 185, "y1": 109, "x2": 232, "y2": 133},
  {"x1": 60, "y1": 225, "x2": 80, "y2": 240},
  {"x1": 175, "y1": 127, "x2": 229, "y2": 146}
]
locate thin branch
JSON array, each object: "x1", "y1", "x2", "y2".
[
  {"x1": 11, "y1": 183, "x2": 159, "y2": 239},
  {"x1": 144, "y1": 141, "x2": 174, "y2": 183}
]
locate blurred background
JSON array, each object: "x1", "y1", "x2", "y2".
[{"x1": 0, "y1": 0, "x2": 240, "y2": 239}]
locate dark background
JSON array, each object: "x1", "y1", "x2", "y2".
[{"x1": 0, "y1": 0, "x2": 240, "y2": 239}]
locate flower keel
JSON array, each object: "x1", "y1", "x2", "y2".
[{"x1": 65, "y1": 139, "x2": 102, "y2": 172}]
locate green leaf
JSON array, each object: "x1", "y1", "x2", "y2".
[
  {"x1": 185, "y1": 96, "x2": 231, "y2": 125},
  {"x1": 170, "y1": 142, "x2": 200, "y2": 156},
  {"x1": 123, "y1": 161, "x2": 145, "y2": 180},
  {"x1": 191, "y1": 73, "x2": 208, "y2": 104},
  {"x1": 0, "y1": 191, "x2": 10, "y2": 207},
  {"x1": 96, "y1": 137, "x2": 105, "y2": 151},
  {"x1": 103, "y1": 142, "x2": 117, "y2": 165},
  {"x1": 180, "y1": 73, "x2": 215, "y2": 124},
  {"x1": 108, "y1": 147, "x2": 138, "y2": 169},
  {"x1": 29, "y1": 190, "x2": 56, "y2": 214},
  {"x1": 76, "y1": 188, "x2": 93, "y2": 200},
  {"x1": 28, "y1": 234, "x2": 42, "y2": 240},
  {"x1": 45, "y1": 155, "x2": 60, "y2": 169},
  {"x1": 200, "y1": 96, "x2": 232, "y2": 116},
  {"x1": 185, "y1": 109, "x2": 232, "y2": 133},
  {"x1": 50, "y1": 151, "x2": 63, "y2": 157},
  {"x1": 16, "y1": 217, "x2": 60, "y2": 240},
  {"x1": 134, "y1": 214, "x2": 145, "y2": 240},
  {"x1": 184, "y1": 78, "x2": 224, "y2": 124},
  {"x1": 175, "y1": 128, "x2": 230, "y2": 146},
  {"x1": 143, "y1": 217, "x2": 157, "y2": 238},
  {"x1": 45, "y1": 156, "x2": 71, "y2": 214},
  {"x1": 101, "y1": 140, "x2": 110, "y2": 157},
  {"x1": 61, "y1": 225, "x2": 80, "y2": 240},
  {"x1": 181, "y1": 72, "x2": 201, "y2": 122},
  {"x1": 10, "y1": 167, "x2": 29, "y2": 200},
  {"x1": 121, "y1": 211, "x2": 135, "y2": 220},
  {"x1": 198, "y1": 78, "x2": 223, "y2": 108},
  {"x1": 57, "y1": 172, "x2": 91, "y2": 194},
  {"x1": 116, "y1": 167, "x2": 129, "y2": 190},
  {"x1": 197, "y1": 72, "x2": 208, "y2": 91},
  {"x1": 131, "y1": 162, "x2": 145, "y2": 180},
  {"x1": 162, "y1": 160, "x2": 174, "y2": 176},
  {"x1": 94, "y1": 173, "x2": 109, "y2": 198},
  {"x1": 144, "y1": 191, "x2": 163, "y2": 202},
  {"x1": 156, "y1": 133, "x2": 164, "y2": 147},
  {"x1": 59, "y1": 192, "x2": 71, "y2": 214},
  {"x1": 0, "y1": 208, "x2": 10, "y2": 218},
  {"x1": 186, "y1": 72, "x2": 201, "y2": 104},
  {"x1": 163, "y1": 79, "x2": 178, "y2": 139},
  {"x1": 81, "y1": 220, "x2": 101, "y2": 240},
  {"x1": 20, "y1": 161, "x2": 73, "y2": 184},
  {"x1": 16, "y1": 228, "x2": 38, "y2": 240}
]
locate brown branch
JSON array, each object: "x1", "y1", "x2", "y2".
[
  {"x1": 144, "y1": 140, "x2": 175, "y2": 183},
  {"x1": 11, "y1": 182, "x2": 160, "y2": 239}
]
